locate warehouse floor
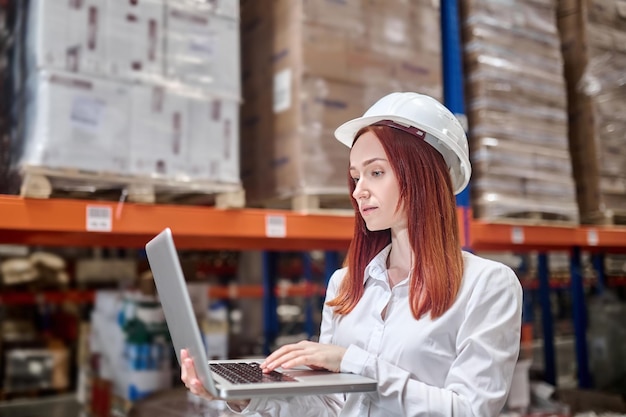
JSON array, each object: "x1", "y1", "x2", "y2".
[{"x1": 0, "y1": 394, "x2": 81, "y2": 417}]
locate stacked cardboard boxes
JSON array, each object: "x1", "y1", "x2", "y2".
[
  {"x1": 558, "y1": 0, "x2": 626, "y2": 224},
  {"x1": 462, "y1": 0, "x2": 579, "y2": 223},
  {"x1": 240, "y1": 0, "x2": 443, "y2": 205},
  {"x1": 14, "y1": 0, "x2": 241, "y2": 192}
]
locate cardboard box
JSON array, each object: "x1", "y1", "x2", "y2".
[
  {"x1": 165, "y1": 3, "x2": 240, "y2": 99},
  {"x1": 241, "y1": 0, "x2": 442, "y2": 203},
  {"x1": 179, "y1": 0, "x2": 240, "y2": 20},
  {"x1": 463, "y1": 0, "x2": 577, "y2": 223},
  {"x1": 557, "y1": 0, "x2": 626, "y2": 222},
  {"x1": 27, "y1": 0, "x2": 107, "y2": 74},
  {"x1": 105, "y1": 0, "x2": 165, "y2": 81},
  {"x1": 188, "y1": 96, "x2": 240, "y2": 183},
  {"x1": 22, "y1": 71, "x2": 131, "y2": 174},
  {"x1": 129, "y1": 84, "x2": 188, "y2": 178}
]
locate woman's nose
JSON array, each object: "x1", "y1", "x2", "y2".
[{"x1": 352, "y1": 179, "x2": 369, "y2": 200}]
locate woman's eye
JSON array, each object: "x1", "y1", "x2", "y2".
[
  {"x1": 372, "y1": 170, "x2": 383, "y2": 177},
  {"x1": 352, "y1": 177, "x2": 359, "y2": 184}
]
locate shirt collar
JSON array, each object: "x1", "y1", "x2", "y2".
[{"x1": 363, "y1": 243, "x2": 392, "y2": 284}]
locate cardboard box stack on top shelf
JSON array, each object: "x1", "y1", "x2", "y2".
[
  {"x1": 557, "y1": 0, "x2": 626, "y2": 225},
  {"x1": 240, "y1": 0, "x2": 443, "y2": 208},
  {"x1": 462, "y1": 0, "x2": 579, "y2": 224},
  {"x1": 9, "y1": 0, "x2": 241, "y2": 199}
]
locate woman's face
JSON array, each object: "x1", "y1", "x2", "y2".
[{"x1": 350, "y1": 131, "x2": 406, "y2": 231}]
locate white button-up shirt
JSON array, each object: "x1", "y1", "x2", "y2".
[{"x1": 240, "y1": 247, "x2": 523, "y2": 417}]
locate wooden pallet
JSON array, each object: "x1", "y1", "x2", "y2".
[
  {"x1": 581, "y1": 210, "x2": 626, "y2": 227},
  {"x1": 19, "y1": 166, "x2": 245, "y2": 208},
  {"x1": 255, "y1": 190, "x2": 354, "y2": 216},
  {"x1": 476, "y1": 211, "x2": 579, "y2": 227}
]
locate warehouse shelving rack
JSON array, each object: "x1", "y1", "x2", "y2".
[{"x1": 0, "y1": 0, "x2": 624, "y2": 396}]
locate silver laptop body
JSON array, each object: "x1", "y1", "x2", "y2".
[{"x1": 145, "y1": 228, "x2": 377, "y2": 400}]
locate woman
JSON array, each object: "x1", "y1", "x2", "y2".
[{"x1": 182, "y1": 92, "x2": 523, "y2": 416}]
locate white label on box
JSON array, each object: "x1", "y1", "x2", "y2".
[
  {"x1": 189, "y1": 34, "x2": 216, "y2": 59},
  {"x1": 71, "y1": 96, "x2": 104, "y2": 132},
  {"x1": 86, "y1": 205, "x2": 112, "y2": 231},
  {"x1": 273, "y1": 68, "x2": 292, "y2": 113},
  {"x1": 265, "y1": 214, "x2": 286, "y2": 238}
]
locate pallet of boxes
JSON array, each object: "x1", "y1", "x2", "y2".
[
  {"x1": 557, "y1": 0, "x2": 626, "y2": 226},
  {"x1": 240, "y1": 0, "x2": 443, "y2": 213},
  {"x1": 462, "y1": 0, "x2": 579, "y2": 226},
  {"x1": 6, "y1": 0, "x2": 243, "y2": 207}
]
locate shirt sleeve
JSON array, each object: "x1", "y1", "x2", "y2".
[
  {"x1": 228, "y1": 269, "x2": 347, "y2": 416},
  {"x1": 340, "y1": 264, "x2": 523, "y2": 416}
]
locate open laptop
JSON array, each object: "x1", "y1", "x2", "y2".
[{"x1": 145, "y1": 228, "x2": 377, "y2": 400}]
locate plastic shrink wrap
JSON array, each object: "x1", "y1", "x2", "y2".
[
  {"x1": 462, "y1": 0, "x2": 579, "y2": 223},
  {"x1": 3, "y1": 0, "x2": 241, "y2": 198}
]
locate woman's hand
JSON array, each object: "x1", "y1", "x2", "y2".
[
  {"x1": 260, "y1": 341, "x2": 347, "y2": 373},
  {"x1": 180, "y1": 349, "x2": 250, "y2": 410}
]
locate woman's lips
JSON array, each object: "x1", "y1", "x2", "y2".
[{"x1": 361, "y1": 206, "x2": 377, "y2": 216}]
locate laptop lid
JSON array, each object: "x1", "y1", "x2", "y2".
[
  {"x1": 145, "y1": 228, "x2": 218, "y2": 396},
  {"x1": 146, "y1": 228, "x2": 377, "y2": 400}
]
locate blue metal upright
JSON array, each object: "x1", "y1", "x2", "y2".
[
  {"x1": 520, "y1": 255, "x2": 534, "y2": 326},
  {"x1": 441, "y1": 0, "x2": 472, "y2": 252},
  {"x1": 302, "y1": 252, "x2": 315, "y2": 339},
  {"x1": 570, "y1": 247, "x2": 591, "y2": 388},
  {"x1": 591, "y1": 253, "x2": 606, "y2": 295},
  {"x1": 262, "y1": 251, "x2": 279, "y2": 355},
  {"x1": 537, "y1": 253, "x2": 556, "y2": 385},
  {"x1": 324, "y1": 251, "x2": 340, "y2": 288},
  {"x1": 441, "y1": 0, "x2": 470, "y2": 210}
]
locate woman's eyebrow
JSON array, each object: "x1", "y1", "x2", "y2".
[{"x1": 349, "y1": 157, "x2": 388, "y2": 171}]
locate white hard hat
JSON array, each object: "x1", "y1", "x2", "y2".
[{"x1": 334, "y1": 92, "x2": 471, "y2": 195}]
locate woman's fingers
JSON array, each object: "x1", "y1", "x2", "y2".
[
  {"x1": 180, "y1": 349, "x2": 214, "y2": 399},
  {"x1": 261, "y1": 341, "x2": 346, "y2": 373}
]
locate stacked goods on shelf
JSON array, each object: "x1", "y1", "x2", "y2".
[
  {"x1": 240, "y1": 0, "x2": 442, "y2": 208},
  {"x1": 605, "y1": 254, "x2": 626, "y2": 278},
  {"x1": 86, "y1": 291, "x2": 173, "y2": 416},
  {"x1": 7, "y1": 0, "x2": 242, "y2": 203},
  {"x1": 557, "y1": 0, "x2": 626, "y2": 225},
  {"x1": 461, "y1": 0, "x2": 579, "y2": 224},
  {"x1": 0, "y1": 250, "x2": 72, "y2": 399}
]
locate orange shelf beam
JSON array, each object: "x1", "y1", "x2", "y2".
[
  {"x1": 0, "y1": 196, "x2": 354, "y2": 251},
  {"x1": 469, "y1": 221, "x2": 582, "y2": 251},
  {"x1": 469, "y1": 221, "x2": 626, "y2": 252},
  {"x1": 1, "y1": 195, "x2": 623, "y2": 252},
  {"x1": 0, "y1": 196, "x2": 469, "y2": 251}
]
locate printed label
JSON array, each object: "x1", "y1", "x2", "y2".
[
  {"x1": 265, "y1": 214, "x2": 286, "y2": 238},
  {"x1": 587, "y1": 229, "x2": 599, "y2": 246},
  {"x1": 511, "y1": 227, "x2": 524, "y2": 244},
  {"x1": 273, "y1": 68, "x2": 292, "y2": 113},
  {"x1": 86, "y1": 205, "x2": 112, "y2": 232},
  {"x1": 71, "y1": 96, "x2": 104, "y2": 132}
]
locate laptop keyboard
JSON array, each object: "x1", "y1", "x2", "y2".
[{"x1": 210, "y1": 362, "x2": 298, "y2": 384}]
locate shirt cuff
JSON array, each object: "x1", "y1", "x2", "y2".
[{"x1": 340, "y1": 344, "x2": 370, "y2": 375}]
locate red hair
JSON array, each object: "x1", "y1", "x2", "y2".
[{"x1": 326, "y1": 125, "x2": 464, "y2": 319}]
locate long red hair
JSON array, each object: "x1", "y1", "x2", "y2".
[{"x1": 327, "y1": 125, "x2": 464, "y2": 319}]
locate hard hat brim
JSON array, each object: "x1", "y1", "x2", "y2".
[{"x1": 334, "y1": 114, "x2": 471, "y2": 195}]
